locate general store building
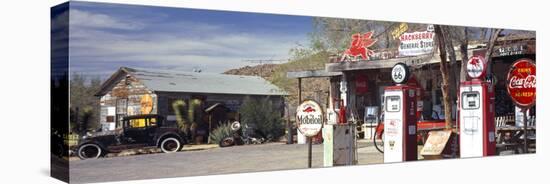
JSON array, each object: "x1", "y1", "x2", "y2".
[{"x1": 95, "y1": 67, "x2": 287, "y2": 142}]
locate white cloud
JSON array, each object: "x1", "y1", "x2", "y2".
[
  {"x1": 69, "y1": 9, "x2": 145, "y2": 30},
  {"x1": 68, "y1": 10, "x2": 308, "y2": 75}
]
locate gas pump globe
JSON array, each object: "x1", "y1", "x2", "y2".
[
  {"x1": 383, "y1": 63, "x2": 417, "y2": 163},
  {"x1": 459, "y1": 56, "x2": 496, "y2": 157}
]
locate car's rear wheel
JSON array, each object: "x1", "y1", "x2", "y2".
[
  {"x1": 77, "y1": 143, "x2": 103, "y2": 160},
  {"x1": 160, "y1": 137, "x2": 181, "y2": 153}
]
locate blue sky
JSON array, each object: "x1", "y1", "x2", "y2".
[{"x1": 64, "y1": 1, "x2": 313, "y2": 78}]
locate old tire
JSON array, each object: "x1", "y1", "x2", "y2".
[
  {"x1": 219, "y1": 137, "x2": 235, "y2": 147},
  {"x1": 160, "y1": 137, "x2": 182, "y2": 153},
  {"x1": 77, "y1": 143, "x2": 103, "y2": 160}
]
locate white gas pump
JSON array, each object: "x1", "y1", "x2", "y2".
[
  {"x1": 323, "y1": 76, "x2": 356, "y2": 166},
  {"x1": 383, "y1": 63, "x2": 417, "y2": 163},
  {"x1": 459, "y1": 56, "x2": 496, "y2": 157}
]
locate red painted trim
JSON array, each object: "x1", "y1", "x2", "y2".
[
  {"x1": 460, "y1": 79, "x2": 485, "y2": 86},
  {"x1": 481, "y1": 84, "x2": 489, "y2": 156},
  {"x1": 401, "y1": 89, "x2": 407, "y2": 161}
]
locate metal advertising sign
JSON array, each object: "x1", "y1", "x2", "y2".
[
  {"x1": 466, "y1": 56, "x2": 487, "y2": 79},
  {"x1": 506, "y1": 59, "x2": 536, "y2": 108},
  {"x1": 398, "y1": 31, "x2": 435, "y2": 56},
  {"x1": 341, "y1": 32, "x2": 377, "y2": 61},
  {"x1": 296, "y1": 100, "x2": 324, "y2": 137},
  {"x1": 140, "y1": 94, "x2": 154, "y2": 114},
  {"x1": 391, "y1": 23, "x2": 408, "y2": 39},
  {"x1": 355, "y1": 74, "x2": 368, "y2": 94}
]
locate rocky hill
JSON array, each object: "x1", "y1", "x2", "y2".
[
  {"x1": 224, "y1": 64, "x2": 279, "y2": 81},
  {"x1": 223, "y1": 52, "x2": 332, "y2": 108}
]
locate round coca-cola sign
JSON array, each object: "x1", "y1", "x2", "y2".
[
  {"x1": 466, "y1": 56, "x2": 487, "y2": 79},
  {"x1": 296, "y1": 100, "x2": 324, "y2": 137},
  {"x1": 506, "y1": 59, "x2": 536, "y2": 108}
]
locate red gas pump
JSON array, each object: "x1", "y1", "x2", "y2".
[
  {"x1": 459, "y1": 56, "x2": 496, "y2": 157},
  {"x1": 383, "y1": 63, "x2": 417, "y2": 162}
]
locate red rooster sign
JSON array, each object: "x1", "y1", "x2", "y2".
[{"x1": 341, "y1": 32, "x2": 377, "y2": 62}]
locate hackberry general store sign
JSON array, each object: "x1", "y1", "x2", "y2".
[
  {"x1": 296, "y1": 100, "x2": 324, "y2": 137},
  {"x1": 398, "y1": 31, "x2": 435, "y2": 56},
  {"x1": 506, "y1": 59, "x2": 536, "y2": 108}
]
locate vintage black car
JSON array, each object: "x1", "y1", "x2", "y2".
[{"x1": 76, "y1": 114, "x2": 187, "y2": 159}]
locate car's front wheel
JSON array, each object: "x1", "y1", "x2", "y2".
[
  {"x1": 77, "y1": 143, "x2": 103, "y2": 160},
  {"x1": 160, "y1": 137, "x2": 181, "y2": 153}
]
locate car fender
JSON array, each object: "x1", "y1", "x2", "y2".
[
  {"x1": 77, "y1": 140, "x2": 109, "y2": 153},
  {"x1": 155, "y1": 132, "x2": 185, "y2": 147}
]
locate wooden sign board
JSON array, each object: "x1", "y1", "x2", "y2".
[{"x1": 420, "y1": 130, "x2": 452, "y2": 159}]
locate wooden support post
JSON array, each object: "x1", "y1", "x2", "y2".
[
  {"x1": 308, "y1": 137, "x2": 313, "y2": 168},
  {"x1": 298, "y1": 78, "x2": 302, "y2": 102},
  {"x1": 286, "y1": 103, "x2": 293, "y2": 144}
]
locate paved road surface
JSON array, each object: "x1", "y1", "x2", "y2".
[{"x1": 70, "y1": 140, "x2": 382, "y2": 183}]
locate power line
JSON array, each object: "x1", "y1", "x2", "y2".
[{"x1": 242, "y1": 59, "x2": 289, "y2": 65}]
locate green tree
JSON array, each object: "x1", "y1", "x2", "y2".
[
  {"x1": 69, "y1": 73, "x2": 102, "y2": 135},
  {"x1": 239, "y1": 97, "x2": 284, "y2": 139}
]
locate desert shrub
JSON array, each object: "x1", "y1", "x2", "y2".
[
  {"x1": 209, "y1": 122, "x2": 233, "y2": 144},
  {"x1": 239, "y1": 97, "x2": 285, "y2": 140}
]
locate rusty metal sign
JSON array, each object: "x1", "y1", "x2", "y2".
[{"x1": 140, "y1": 94, "x2": 153, "y2": 114}]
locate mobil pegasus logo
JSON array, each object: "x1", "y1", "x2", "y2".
[
  {"x1": 303, "y1": 106, "x2": 316, "y2": 113},
  {"x1": 466, "y1": 56, "x2": 486, "y2": 79},
  {"x1": 341, "y1": 32, "x2": 377, "y2": 61}
]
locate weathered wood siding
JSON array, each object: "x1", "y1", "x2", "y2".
[{"x1": 99, "y1": 74, "x2": 157, "y2": 130}]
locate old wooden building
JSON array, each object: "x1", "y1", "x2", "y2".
[{"x1": 95, "y1": 67, "x2": 287, "y2": 142}]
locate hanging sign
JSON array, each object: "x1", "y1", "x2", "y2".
[
  {"x1": 296, "y1": 100, "x2": 324, "y2": 137},
  {"x1": 506, "y1": 59, "x2": 536, "y2": 108},
  {"x1": 466, "y1": 55, "x2": 487, "y2": 79},
  {"x1": 391, "y1": 23, "x2": 409, "y2": 39},
  {"x1": 341, "y1": 32, "x2": 378, "y2": 61},
  {"x1": 398, "y1": 31, "x2": 435, "y2": 56}
]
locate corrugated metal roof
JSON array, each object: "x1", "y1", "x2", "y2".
[{"x1": 123, "y1": 67, "x2": 287, "y2": 96}]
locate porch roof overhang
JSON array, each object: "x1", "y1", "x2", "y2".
[
  {"x1": 286, "y1": 69, "x2": 342, "y2": 79},
  {"x1": 325, "y1": 54, "x2": 439, "y2": 72}
]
